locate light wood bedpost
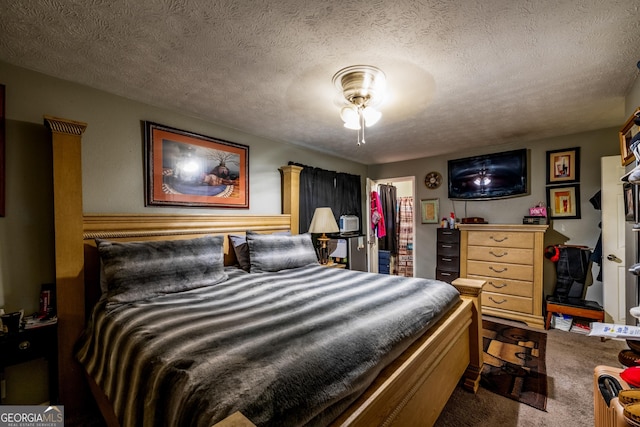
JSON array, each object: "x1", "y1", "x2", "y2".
[
  {"x1": 44, "y1": 116, "x2": 88, "y2": 410},
  {"x1": 451, "y1": 277, "x2": 484, "y2": 392},
  {"x1": 279, "y1": 165, "x2": 302, "y2": 234}
]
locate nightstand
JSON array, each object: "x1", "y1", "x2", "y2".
[{"x1": 0, "y1": 324, "x2": 58, "y2": 403}]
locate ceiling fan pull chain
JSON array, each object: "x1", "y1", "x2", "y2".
[{"x1": 360, "y1": 107, "x2": 366, "y2": 145}]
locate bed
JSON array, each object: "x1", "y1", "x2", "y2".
[{"x1": 46, "y1": 116, "x2": 484, "y2": 426}]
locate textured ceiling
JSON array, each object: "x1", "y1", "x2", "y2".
[{"x1": 1, "y1": 0, "x2": 639, "y2": 165}]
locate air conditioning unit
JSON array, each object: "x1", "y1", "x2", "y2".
[{"x1": 339, "y1": 215, "x2": 359, "y2": 233}]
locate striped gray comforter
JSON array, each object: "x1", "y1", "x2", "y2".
[{"x1": 76, "y1": 265, "x2": 460, "y2": 427}]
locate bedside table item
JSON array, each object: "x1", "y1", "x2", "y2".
[
  {"x1": 436, "y1": 228, "x2": 460, "y2": 283},
  {"x1": 0, "y1": 312, "x2": 21, "y2": 335}
]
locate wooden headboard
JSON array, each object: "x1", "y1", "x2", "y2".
[
  {"x1": 82, "y1": 213, "x2": 292, "y2": 319},
  {"x1": 46, "y1": 115, "x2": 303, "y2": 415}
]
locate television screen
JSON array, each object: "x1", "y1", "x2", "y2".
[{"x1": 448, "y1": 149, "x2": 528, "y2": 200}]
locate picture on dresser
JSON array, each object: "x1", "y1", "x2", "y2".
[
  {"x1": 546, "y1": 147, "x2": 579, "y2": 185},
  {"x1": 546, "y1": 184, "x2": 581, "y2": 220}
]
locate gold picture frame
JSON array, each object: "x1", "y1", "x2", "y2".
[
  {"x1": 144, "y1": 121, "x2": 249, "y2": 208},
  {"x1": 619, "y1": 106, "x2": 640, "y2": 166},
  {"x1": 420, "y1": 198, "x2": 439, "y2": 224}
]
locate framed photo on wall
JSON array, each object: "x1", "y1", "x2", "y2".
[
  {"x1": 420, "y1": 198, "x2": 439, "y2": 224},
  {"x1": 619, "y1": 107, "x2": 640, "y2": 166},
  {"x1": 546, "y1": 184, "x2": 581, "y2": 220},
  {"x1": 144, "y1": 121, "x2": 249, "y2": 208},
  {"x1": 624, "y1": 183, "x2": 637, "y2": 222},
  {"x1": 546, "y1": 147, "x2": 580, "y2": 185}
]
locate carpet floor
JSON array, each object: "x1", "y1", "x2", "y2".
[{"x1": 435, "y1": 316, "x2": 628, "y2": 427}]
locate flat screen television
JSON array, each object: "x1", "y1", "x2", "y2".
[{"x1": 448, "y1": 148, "x2": 528, "y2": 200}]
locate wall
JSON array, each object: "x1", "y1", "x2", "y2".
[
  {"x1": 368, "y1": 127, "x2": 620, "y2": 302},
  {"x1": 0, "y1": 61, "x2": 366, "y2": 403}
]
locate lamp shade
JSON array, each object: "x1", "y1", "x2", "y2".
[{"x1": 308, "y1": 207, "x2": 339, "y2": 234}]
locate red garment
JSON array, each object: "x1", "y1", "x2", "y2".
[{"x1": 371, "y1": 191, "x2": 386, "y2": 238}]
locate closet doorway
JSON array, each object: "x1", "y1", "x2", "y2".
[{"x1": 366, "y1": 176, "x2": 416, "y2": 277}]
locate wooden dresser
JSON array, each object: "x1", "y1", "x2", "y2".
[{"x1": 458, "y1": 224, "x2": 548, "y2": 329}]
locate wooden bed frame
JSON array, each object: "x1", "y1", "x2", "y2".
[{"x1": 47, "y1": 116, "x2": 484, "y2": 426}]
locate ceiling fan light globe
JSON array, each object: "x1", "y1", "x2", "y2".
[
  {"x1": 340, "y1": 106, "x2": 358, "y2": 123},
  {"x1": 344, "y1": 121, "x2": 361, "y2": 130},
  {"x1": 363, "y1": 107, "x2": 381, "y2": 127}
]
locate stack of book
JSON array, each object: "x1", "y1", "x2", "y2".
[{"x1": 23, "y1": 314, "x2": 57, "y2": 329}]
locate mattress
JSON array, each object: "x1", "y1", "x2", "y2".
[{"x1": 76, "y1": 264, "x2": 460, "y2": 427}]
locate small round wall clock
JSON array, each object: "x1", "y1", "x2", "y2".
[{"x1": 424, "y1": 171, "x2": 442, "y2": 189}]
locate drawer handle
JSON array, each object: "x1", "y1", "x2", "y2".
[
  {"x1": 441, "y1": 244, "x2": 453, "y2": 248},
  {"x1": 440, "y1": 272, "x2": 452, "y2": 276},
  {"x1": 489, "y1": 250, "x2": 508, "y2": 257},
  {"x1": 488, "y1": 281, "x2": 507, "y2": 289},
  {"x1": 490, "y1": 235, "x2": 508, "y2": 242},
  {"x1": 488, "y1": 296, "x2": 507, "y2": 305},
  {"x1": 18, "y1": 340, "x2": 31, "y2": 351},
  {"x1": 489, "y1": 266, "x2": 508, "y2": 273},
  {"x1": 441, "y1": 257, "x2": 453, "y2": 262}
]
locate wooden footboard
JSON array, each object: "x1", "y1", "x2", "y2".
[{"x1": 331, "y1": 278, "x2": 483, "y2": 427}]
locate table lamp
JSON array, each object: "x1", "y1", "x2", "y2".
[{"x1": 308, "y1": 207, "x2": 339, "y2": 264}]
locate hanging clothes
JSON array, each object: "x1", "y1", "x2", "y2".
[
  {"x1": 589, "y1": 190, "x2": 603, "y2": 281},
  {"x1": 370, "y1": 190, "x2": 386, "y2": 238},
  {"x1": 395, "y1": 196, "x2": 414, "y2": 277},
  {"x1": 378, "y1": 184, "x2": 398, "y2": 255}
]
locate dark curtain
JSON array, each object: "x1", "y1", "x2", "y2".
[
  {"x1": 290, "y1": 162, "x2": 362, "y2": 234},
  {"x1": 335, "y1": 172, "x2": 362, "y2": 224},
  {"x1": 378, "y1": 184, "x2": 398, "y2": 254}
]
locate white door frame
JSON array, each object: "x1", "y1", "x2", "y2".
[
  {"x1": 601, "y1": 155, "x2": 626, "y2": 323},
  {"x1": 366, "y1": 176, "x2": 416, "y2": 276}
]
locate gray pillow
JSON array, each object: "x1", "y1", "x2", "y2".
[
  {"x1": 97, "y1": 235, "x2": 227, "y2": 304},
  {"x1": 229, "y1": 230, "x2": 291, "y2": 271},
  {"x1": 247, "y1": 232, "x2": 318, "y2": 273}
]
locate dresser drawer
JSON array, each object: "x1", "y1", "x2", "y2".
[
  {"x1": 437, "y1": 228, "x2": 460, "y2": 243},
  {"x1": 467, "y1": 246, "x2": 533, "y2": 265},
  {"x1": 436, "y1": 270, "x2": 459, "y2": 283},
  {"x1": 437, "y1": 242, "x2": 459, "y2": 257},
  {"x1": 467, "y1": 260, "x2": 533, "y2": 281},
  {"x1": 467, "y1": 274, "x2": 533, "y2": 297},
  {"x1": 467, "y1": 231, "x2": 534, "y2": 249},
  {"x1": 482, "y1": 291, "x2": 533, "y2": 314},
  {"x1": 437, "y1": 255, "x2": 459, "y2": 271}
]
